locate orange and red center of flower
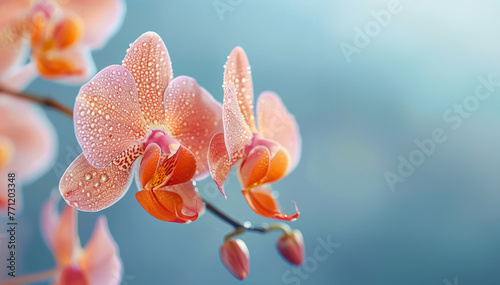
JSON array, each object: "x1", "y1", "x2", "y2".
[
  {"x1": 29, "y1": 4, "x2": 84, "y2": 77},
  {"x1": 238, "y1": 135, "x2": 291, "y2": 189},
  {"x1": 141, "y1": 129, "x2": 181, "y2": 190},
  {"x1": 135, "y1": 130, "x2": 199, "y2": 223}
]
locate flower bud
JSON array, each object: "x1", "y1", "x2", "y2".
[
  {"x1": 277, "y1": 229, "x2": 304, "y2": 266},
  {"x1": 220, "y1": 238, "x2": 250, "y2": 280}
]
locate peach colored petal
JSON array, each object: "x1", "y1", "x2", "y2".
[
  {"x1": 164, "y1": 145, "x2": 197, "y2": 186},
  {"x1": 0, "y1": 95, "x2": 57, "y2": 181},
  {"x1": 0, "y1": 0, "x2": 31, "y2": 31},
  {"x1": 79, "y1": 217, "x2": 122, "y2": 285},
  {"x1": 60, "y1": 147, "x2": 142, "y2": 211},
  {"x1": 207, "y1": 132, "x2": 238, "y2": 197},
  {"x1": 138, "y1": 143, "x2": 161, "y2": 189},
  {"x1": 238, "y1": 146, "x2": 270, "y2": 189},
  {"x1": 136, "y1": 182, "x2": 200, "y2": 223},
  {"x1": 58, "y1": 0, "x2": 125, "y2": 49},
  {"x1": 224, "y1": 47, "x2": 257, "y2": 132},
  {"x1": 257, "y1": 92, "x2": 301, "y2": 172},
  {"x1": 41, "y1": 191, "x2": 61, "y2": 251},
  {"x1": 53, "y1": 206, "x2": 79, "y2": 267},
  {"x1": 222, "y1": 80, "x2": 253, "y2": 159},
  {"x1": 0, "y1": 62, "x2": 38, "y2": 91},
  {"x1": 163, "y1": 76, "x2": 222, "y2": 179},
  {"x1": 0, "y1": 34, "x2": 28, "y2": 81},
  {"x1": 263, "y1": 146, "x2": 290, "y2": 185},
  {"x1": 122, "y1": 31, "x2": 172, "y2": 127},
  {"x1": 74, "y1": 65, "x2": 147, "y2": 168},
  {"x1": 241, "y1": 186, "x2": 299, "y2": 221}
]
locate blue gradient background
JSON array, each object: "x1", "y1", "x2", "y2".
[{"x1": 8, "y1": 0, "x2": 500, "y2": 284}]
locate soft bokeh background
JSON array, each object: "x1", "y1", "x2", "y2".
[{"x1": 9, "y1": 0, "x2": 500, "y2": 284}]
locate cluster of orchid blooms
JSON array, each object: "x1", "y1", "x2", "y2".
[{"x1": 0, "y1": 0, "x2": 303, "y2": 283}]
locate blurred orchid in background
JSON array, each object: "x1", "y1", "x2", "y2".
[
  {"x1": 208, "y1": 47, "x2": 301, "y2": 221},
  {"x1": 42, "y1": 192, "x2": 122, "y2": 284},
  {"x1": 60, "y1": 32, "x2": 222, "y2": 223},
  {"x1": 0, "y1": 0, "x2": 125, "y2": 90},
  {"x1": 0, "y1": 95, "x2": 56, "y2": 214}
]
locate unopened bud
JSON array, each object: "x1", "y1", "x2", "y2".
[
  {"x1": 220, "y1": 238, "x2": 250, "y2": 280},
  {"x1": 277, "y1": 229, "x2": 304, "y2": 266}
]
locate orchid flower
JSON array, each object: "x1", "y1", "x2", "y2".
[
  {"x1": 60, "y1": 32, "x2": 222, "y2": 223},
  {"x1": 42, "y1": 193, "x2": 122, "y2": 284},
  {"x1": 208, "y1": 47, "x2": 301, "y2": 221},
  {"x1": 0, "y1": 0, "x2": 125, "y2": 89},
  {"x1": 0, "y1": 95, "x2": 56, "y2": 213}
]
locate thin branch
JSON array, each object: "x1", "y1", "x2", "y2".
[
  {"x1": 0, "y1": 86, "x2": 73, "y2": 117},
  {"x1": 204, "y1": 200, "x2": 267, "y2": 233}
]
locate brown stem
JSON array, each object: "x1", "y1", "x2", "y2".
[
  {"x1": 0, "y1": 268, "x2": 58, "y2": 285},
  {"x1": 0, "y1": 86, "x2": 73, "y2": 117}
]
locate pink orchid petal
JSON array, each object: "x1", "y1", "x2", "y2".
[
  {"x1": 208, "y1": 132, "x2": 238, "y2": 197},
  {"x1": 74, "y1": 65, "x2": 147, "y2": 168},
  {"x1": 257, "y1": 92, "x2": 301, "y2": 172},
  {"x1": 41, "y1": 191, "x2": 61, "y2": 252},
  {"x1": 0, "y1": 0, "x2": 31, "y2": 31},
  {"x1": 222, "y1": 79, "x2": 253, "y2": 159},
  {"x1": 238, "y1": 145, "x2": 270, "y2": 189},
  {"x1": 58, "y1": 0, "x2": 125, "y2": 49},
  {"x1": 53, "y1": 206, "x2": 79, "y2": 267},
  {"x1": 79, "y1": 216, "x2": 122, "y2": 285},
  {"x1": 122, "y1": 31, "x2": 172, "y2": 127},
  {"x1": 0, "y1": 95, "x2": 57, "y2": 181},
  {"x1": 0, "y1": 62, "x2": 37, "y2": 91},
  {"x1": 0, "y1": 22, "x2": 29, "y2": 83},
  {"x1": 60, "y1": 147, "x2": 142, "y2": 211},
  {"x1": 0, "y1": 172, "x2": 8, "y2": 214},
  {"x1": 164, "y1": 76, "x2": 223, "y2": 180},
  {"x1": 224, "y1": 47, "x2": 257, "y2": 132}
]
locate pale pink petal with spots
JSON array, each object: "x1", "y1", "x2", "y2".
[
  {"x1": 222, "y1": 81, "x2": 253, "y2": 159},
  {"x1": 257, "y1": 92, "x2": 301, "y2": 172},
  {"x1": 208, "y1": 132, "x2": 238, "y2": 197},
  {"x1": 164, "y1": 76, "x2": 222, "y2": 180},
  {"x1": 122, "y1": 32, "x2": 172, "y2": 127},
  {"x1": 224, "y1": 47, "x2": 257, "y2": 132},
  {"x1": 58, "y1": 0, "x2": 125, "y2": 49},
  {"x1": 74, "y1": 65, "x2": 147, "y2": 169},
  {"x1": 0, "y1": 95, "x2": 56, "y2": 181},
  {"x1": 80, "y1": 216, "x2": 122, "y2": 285},
  {"x1": 60, "y1": 146, "x2": 142, "y2": 212}
]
